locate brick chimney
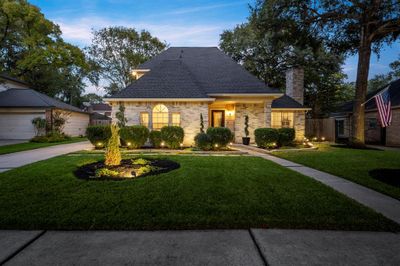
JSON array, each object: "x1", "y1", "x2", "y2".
[{"x1": 285, "y1": 67, "x2": 304, "y2": 104}]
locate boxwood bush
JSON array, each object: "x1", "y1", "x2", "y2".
[
  {"x1": 149, "y1": 130, "x2": 162, "y2": 148},
  {"x1": 194, "y1": 132, "x2": 212, "y2": 151},
  {"x1": 86, "y1": 125, "x2": 111, "y2": 148},
  {"x1": 120, "y1": 125, "x2": 149, "y2": 149},
  {"x1": 161, "y1": 126, "x2": 184, "y2": 149},
  {"x1": 254, "y1": 128, "x2": 279, "y2": 148},
  {"x1": 206, "y1": 127, "x2": 233, "y2": 149},
  {"x1": 277, "y1": 128, "x2": 295, "y2": 146}
]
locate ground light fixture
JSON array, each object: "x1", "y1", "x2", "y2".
[
  {"x1": 215, "y1": 144, "x2": 219, "y2": 148},
  {"x1": 127, "y1": 142, "x2": 131, "y2": 146},
  {"x1": 180, "y1": 143, "x2": 183, "y2": 147},
  {"x1": 161, "y1": 142, "x2": 165, "y2": 147}
]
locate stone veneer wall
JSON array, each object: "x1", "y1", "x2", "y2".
[
  {"x1": 234, "y1": 103, "x2": 267, "y2": 143},
  {"x1": 111, "y1": 102, "x2": 209, "y2": 146},
  {"x1": 293, "y1": 111, "x2": 306, "y2": 141}
]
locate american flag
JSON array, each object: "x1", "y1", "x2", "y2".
[{"x1": 374, "y1": 87, "x2": 392, "y2": 127}]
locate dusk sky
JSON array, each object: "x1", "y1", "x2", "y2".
[{"x1": 31, "y1": 0, "x2": 400, "y2": 95}]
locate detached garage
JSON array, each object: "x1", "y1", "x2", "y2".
[{"x1": 0, "y1": 88, "x2": 90, "y2": 140}]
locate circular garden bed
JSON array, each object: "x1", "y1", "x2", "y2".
[{"x1": 75, "y1": 158, "x2": 180, "y2": 181}]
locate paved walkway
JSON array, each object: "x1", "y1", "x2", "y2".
[
  {"x1": 0, "y1": 141, "x2": 92, "y2": 173},
  {"x1": 0, "y1": 229, "x2": 398, "y2": 265},
  {"x1": 366, "y1": 144, "x2": 400, "y2": 151},
  {"x1": 233, "y1": 144, "x2": 400, "y2": 224}
]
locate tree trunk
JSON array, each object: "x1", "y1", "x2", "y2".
[{"x1": 351, "y1": 32, "x2": 371, "y2": 147}]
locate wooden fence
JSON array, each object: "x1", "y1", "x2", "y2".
[{"x1": 305, "y1": 118, "x2": 335, "y2": 141}]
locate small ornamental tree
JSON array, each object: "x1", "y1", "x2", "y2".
[
  {"x1": 115, "y1": 105, "x2": 127, "y2": 128},
  {"x1": 105, "y1": 124, "x2": 121, "y2": 166},
  {"x1": 244, "y1": 115, "x2": 249, "y2": 137},
  {"x1": 200, "y1": 113, "x2": 205, "y2": 133}
]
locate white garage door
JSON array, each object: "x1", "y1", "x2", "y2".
[{"x1": 0, "y1": 113, "x2": 45, "y2": 140}]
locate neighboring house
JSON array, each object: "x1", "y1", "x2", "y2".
[
  {"x1": 0, "y1": 74, "x2": 30, "y2": 91},
  {"x1": 86, "y1": 103, "x2": 112, "y2": 117},
  {"x1": 105, "y1": 47, "x2": 310, "y2": 145},
  {"x1": 0, "y1": 76, "x2": 90, "y2": 139},
  {"x1": 85, "y1": 103, "x2": 112, "y2": 125},
  {"x1": 331, "y1": 78, "x2": 400, "y2": 146}
]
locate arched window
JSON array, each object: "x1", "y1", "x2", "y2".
[{"x1": 152, "y1": 104, "x2": 169, "y2": 130}]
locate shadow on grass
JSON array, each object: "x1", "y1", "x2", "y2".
[{"x1": 369, "y1": 169, "x2": 400, "y2": 188}]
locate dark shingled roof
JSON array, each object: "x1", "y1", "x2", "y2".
[
  {"x1": 90, "y1": 112, "x2": 112, "y2": 120},
  {"x1": 111, "y1": 47, "x2": 280, "y2": 98},
  {"x1": 271, "y1": 95, "x2": 306, "y2": 109},
  {"x1": 0, "y1": 88, "x2": 86, "y2": 113},
  {"x1": 90, "y1": 103, "x2": 112, "y2": 111},
  {"x1": 334, "y1": 78, "x2": 400, "y2": 115},
  {"x1": 0, "y1": 74, "x2": 29, "y2": 86}
]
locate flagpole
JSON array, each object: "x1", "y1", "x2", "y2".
[{"x1": 360, "y1": 86, "x2": 389, "y2": 106}]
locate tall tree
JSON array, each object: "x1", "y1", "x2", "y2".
[
  {"x1": 268, "y1": 0, "x2": 400, "y2": 146},
  {"x1": 0, "y1": 0, "x2": 89, "y2": 104},
  {"x1": 86, "y1": 27, "x2": 167, "y2": 96},
  {"x1": 220, "y1": 1, "x2": 351, "y2": 117}
]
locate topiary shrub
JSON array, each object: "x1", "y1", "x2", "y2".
[
  {"x1": 254, "y1": 128, "x2": 279, "y2": 148},
  {"x1": 120, "y1": 125, "x2": 149, "y2": 149},
  {"x1": 206, "y1": 127, "x2": 233, "y2": 149},
  {"x1": 194, "y1": 132, "x2": 212, "y2": 150},
  {"x1": 86, "y1": 125, "x2": 111, "y2": 148},
  {"x1": 161, "y1": 126, "x2": 184, "y2": 149},
  {"x1": 105, "y1": 124, "x2": 121, "y2": 166},
  {"x1": 277, "y1": 128, "x2": 295, "y2": 146},
  {"x1": 149, "y1": 130, "x2": 162, "y2": 148}
]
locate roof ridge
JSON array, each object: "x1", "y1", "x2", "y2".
[
  {"x1": 31, "y1": 89, "x2": 56, "y2": 107},
  {"x1": 178, "y1": 60, "x2": 208, "y2": 97}
]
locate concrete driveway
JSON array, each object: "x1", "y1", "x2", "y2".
[
  {"x1": 0, "y1": 141, "x2": 91, "y2": 172},
  {"x1": 0, "y1": 140, "x2": 28, "y2": 146}
]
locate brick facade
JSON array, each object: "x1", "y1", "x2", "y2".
[
  {"x1": 111, "y1": 100, "x2": 307, "y2": 146},
  {"x1": 111, "y1": 102, "x2": 209, "y2": 146}
]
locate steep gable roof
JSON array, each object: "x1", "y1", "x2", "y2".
[
  {"x1": 111, "y1": 47, "x2": 280, "y2": 99},
  {"x1": 0, "y1": 88, "x2": 86, "y2": 113}
]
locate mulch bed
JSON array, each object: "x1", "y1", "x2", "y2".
[
  {"x1": 74, "y1": 158, "x2": 180, "y2": 181},
  {"x1": 369, "y1": 169, "x2": 400, "y2": 188}
]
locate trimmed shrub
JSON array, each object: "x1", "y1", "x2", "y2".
[
  {"x1": 206, "y1": 127, "x2": 233, "y2": 149},
  {"x1": 105, "y1": 124, "x2": 121, "y2": 166},
  {"x1": 277, "y1": 128, "x2": 295, "y2": 146},
  {"x1": 86, "y1": 125, "x2": 111, "y2": 148},
  {"x1": 149, "y1": 130, "x2": 162, "y2": 148},
  {"x1": 120, "y1": 125, "x2": 149, "y2": 149},
  {"x1": 254, "y1": 128, "x2": 279, "y2": 148},
  {"x1": 194, "y1": 133, "x2": 212, "y2": 151},
  {"x1": 30, "y1": 131, "x2": 71, "y2": 143},
  {"x1": 161, "y1": 126, "x2": 184, "y2": 149}
]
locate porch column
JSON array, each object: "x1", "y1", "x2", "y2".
[{"x1": 264, "y1": 99, "x2": 272, "y2": 128}]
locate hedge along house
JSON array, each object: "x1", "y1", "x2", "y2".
[
  {"x1": 105, "y1": 47, "x2": 310, "y2": 146},
  {"x1": 0, "y1": 75, "x2": 90, "y2": 139}
]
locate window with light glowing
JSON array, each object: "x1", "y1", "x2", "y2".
[
  {"x1": 271, "y1": 112, "x2": 294, "y2": 128},
  {"x1": 152, "y1": 104, "x2": 169, "y2": 130}
]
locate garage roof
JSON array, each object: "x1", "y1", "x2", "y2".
[{"x1": 0, "y1": 88, "x2": 86, "y2": 113}]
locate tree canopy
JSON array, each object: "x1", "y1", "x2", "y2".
[
  {"x1": 85, "y1": 27, "x2": 167, "y2": 96},
  {"x1": 267, "y1": 0, "x2": 400, "y2": 145},
  {"x1": 220, "y1": 1, "x2": 352, "y2": 117},
  {"x1": 0, "y1": 0, "x2": 89, "y2": 105}
]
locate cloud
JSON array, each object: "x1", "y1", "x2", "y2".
[
  {"x1": 165, "y1": 1, "x2": 249, "y2": 15},
  {"x1": 54, "y1": 16, "x2": 233, "y2": 47}
]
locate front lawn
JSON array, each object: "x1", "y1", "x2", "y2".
[
  {"x1": 0, "y1": 137, "x2": 87, "y2": 155},
  {"x1": 274, "y1": 144, "x2": 400, "y2": 200},
  {"x1": 0, "y1": 155, "x2": 397, "y2": 231}
]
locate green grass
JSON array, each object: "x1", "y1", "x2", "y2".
[
  {"x1": 0, "y1": 155, "x2": 398, "y2": 231},
  {"x1": 274, "y1": 143, "x2": 400, "y2": 200},
  {"x1": 0, "y1": 137, "x2": 87, "y2": 155}
]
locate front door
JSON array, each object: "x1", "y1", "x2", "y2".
[{"x1": 211, "y1": 110, "x2": 225, "y2": 127}]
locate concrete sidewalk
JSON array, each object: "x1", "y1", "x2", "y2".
[
  {"x1": 1, "y1": 229, "x2": 399, "y2": 265},
  {"x1": 0, "y1": 141, "x2": 92, "y2": 173},
  {"x1": 234, "y1": 144, "x2": 400, "y2": 225}
]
